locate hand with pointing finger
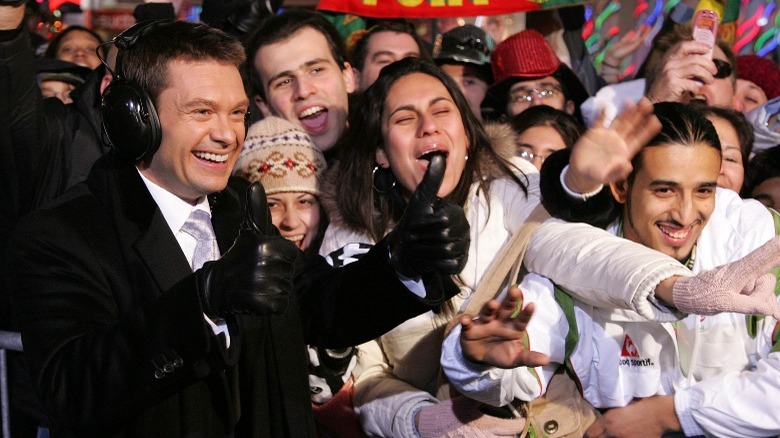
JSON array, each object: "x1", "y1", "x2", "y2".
[
  {"x1": 386, "y1": 152, "x2": 470, "y2": 279},
  {"x1": 195, "y1": 182, "x2": 298, "y2": 318}
]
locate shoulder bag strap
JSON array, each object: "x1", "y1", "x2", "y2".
[{"x1": 463, "y1": 203, "x2": 550, "y2": 316}]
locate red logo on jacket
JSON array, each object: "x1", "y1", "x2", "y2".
[{"x1": 621, "y1": 334, "x2": 640, "y2": 358}]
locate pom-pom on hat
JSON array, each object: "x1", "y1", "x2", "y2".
[
  {"x1": 736, "y1": 54, "x2": 780, "y2": 101},
  {"x1": 235, "y1": 116, "x2": 327, "y2": 196}
]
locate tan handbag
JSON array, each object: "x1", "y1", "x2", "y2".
[
  {"x1": 523, "y1": 369, "x2": 599, "y2": 438},
  {"x1": 444, "y1": 203, "x2": 599, "y2": 438}
]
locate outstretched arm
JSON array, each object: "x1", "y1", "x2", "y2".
[{"x1": 528, "y1": 224, "x2": 780, "y2": 320}]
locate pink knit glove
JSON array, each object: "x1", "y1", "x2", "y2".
[
  {"x1": 416, "y1": 397, "x2": 527, "y2": 438},
  {"x1": 672, "y1": 237, "x2": 780, "y2": 318}
]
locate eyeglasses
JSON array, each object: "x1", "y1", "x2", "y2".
[
  {"x1": 509, "y1": 85, "x2": 562, "y2": 103},
  {"x1": 713, "y1": 59, "x2": 732, "y2": 79},
  {"x1": 518, "y1": 149, "x2": 547, "y2": 163}
]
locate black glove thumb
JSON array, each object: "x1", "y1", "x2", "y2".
[
  {"x1": 244, "y1": 182, "x2": 276, "y2": 235},
  {"x1": 388, "y1": 152, "x2": 453, "y2": 278},
  {"x1": 405, "y1": 152, "x2": 446, "y2": 216}
]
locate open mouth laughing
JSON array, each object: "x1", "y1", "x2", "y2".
[
  {"x1": 416, "y1": 148, "x2": 448, "y2": 167},
  {"x1": 657, "y1": 221, "x2": 699, "y2": 245},
  {"x1": 284, "y1": 233, "x2": 305, "y2": 249},
  {"x1": 298, "y1": 106, "x2": 328, "y2": 133},
  {"x1": 193, "y1": 151, "x2": 229, "y2": 163}
]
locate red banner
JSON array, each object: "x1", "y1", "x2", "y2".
[{"x1": 316, "y1": 0, "x2": 589, "y2": 19}]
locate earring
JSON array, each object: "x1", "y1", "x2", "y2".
[
  {"x1": 465, "y1": 154, "x2": 469, "y2": 161},
  {"x1": 372, "y1": 166, "x2": 396, "y2": 194}
]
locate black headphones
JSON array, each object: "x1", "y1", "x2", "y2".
[{"x1": 100, "y1": 19, "x2": 174, "y2": 162}]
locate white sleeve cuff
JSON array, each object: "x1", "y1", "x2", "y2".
[
  {"x1": 442, "y1": 323, "x2": 493, "y2": 381},
  {"x1": 399, "y1": 274, "x2": 426, "y2": 298},
  {"x1": 674, "y1": 390, "x2": 706, "y2": 437},
  {"x1": 560, "y1": 165, "x2": 604, "y2": 201},
  {"x1": 204, "y1": 315, "x2": 231, "y2": 349}
]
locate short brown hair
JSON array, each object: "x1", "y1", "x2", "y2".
[
  {"x1": 243, "y1": 9, "x2": 347, "y2": 100},
  {"x1": 119, "y1": 20, "x2": 245, "y2": 103}
]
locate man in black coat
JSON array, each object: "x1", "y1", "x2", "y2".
[{"x1": 5, "y1": 19, "x2": 469, "y2": 437}]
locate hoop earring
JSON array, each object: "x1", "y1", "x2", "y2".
[{"x1": 372, "y1": 166, "x2": 396, "y2": 194}]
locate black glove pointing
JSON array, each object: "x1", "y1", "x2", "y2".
[
  {"x1": 195, "y1": 182, "x2": 298, "y2": 318},
  {"x1": 387, "y1": 152, "x2": 470, "y2": 279}
]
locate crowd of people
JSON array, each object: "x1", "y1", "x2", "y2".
[{"x1": 1, "y1": 0, "x2": 780, "y2": 437}]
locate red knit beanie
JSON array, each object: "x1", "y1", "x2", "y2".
[{"x1": 736, "y1": 55, "x2": 780, "y2": 100}]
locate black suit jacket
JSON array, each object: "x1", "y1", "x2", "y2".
[{"x1": 6, "y1": 156, "x2": 456, "y2": 437}]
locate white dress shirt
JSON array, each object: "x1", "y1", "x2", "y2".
[{"x1": 138, "y1": 169, "x2": 231, "y2": 347}]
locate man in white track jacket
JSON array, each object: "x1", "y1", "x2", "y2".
[{"x1": 442, "y1": 102, "x2": 780, "y2": 438}]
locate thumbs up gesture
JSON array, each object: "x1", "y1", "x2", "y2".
[
  {"x1": 386, "y1": 152, "x2": 470, "y2": 279},
  {"x1": 196, "y1": 182, "x2": 298, "y2": 318}
]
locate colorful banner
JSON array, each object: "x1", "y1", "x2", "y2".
[{"x1": 316, "y1": 0, "x2": 590, "y2": 19}]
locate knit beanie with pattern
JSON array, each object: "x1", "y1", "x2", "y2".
[{"x1": 235, "y1": 116, "x2": 327, "y2": 196}]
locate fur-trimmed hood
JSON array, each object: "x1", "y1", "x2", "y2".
[{"x1": 483, "y1": 121, "x2": 518, "y2": 163}]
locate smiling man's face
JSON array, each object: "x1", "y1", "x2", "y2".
[
  {"x1": 139, "y1": 59, "x2": 249, "y2": 204},
  {"x1": 255, "y1": 26, "x2": 355, "y2": 152},
  {"x1": 613, "y1": 142, "x2": 720, "y2": 262}
]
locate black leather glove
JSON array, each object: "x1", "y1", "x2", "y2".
[
  {"x1": 387, "y1": 152, "x2": 470, "y2": 279},
  {"x1": 195, "y1": 182, "x2": 298, "y2": 318}
]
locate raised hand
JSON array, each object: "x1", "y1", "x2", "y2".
[
  {"x1": 566, "y1": 97, "x2": 661, "y2": 193},
  {"x1": 387, "y1": 152, "x2": 470, "y2": 279},
  {"x1": 196, "y1": 182, "x2": 298, "y2": 317},
  {"x1": 672, "y1": 236, "x2": 780, "y2": 318},
  {"x1": 603, "y1": 26, "x2": 652, "y2": 69},
  {"x1": 459, "y1": 285, "x2": 550, "y2": 369},
  {"x1": 645, "y1": 41, "x2": 718, "y2": 104}
]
